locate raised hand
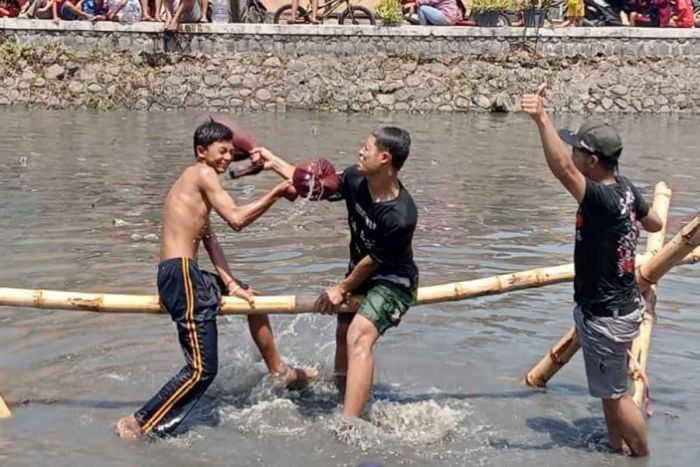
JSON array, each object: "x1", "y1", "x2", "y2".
[{"x1": 521, "y1": 83, "x2": 547, "y2": 121}]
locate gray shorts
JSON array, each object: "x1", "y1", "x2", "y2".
[{"x1": 573, "y1": 302, "x2": 644, "y2": 399}]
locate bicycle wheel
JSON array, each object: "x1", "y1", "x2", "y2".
[
  {"x1": 338, "y1": 6, "x2": 375, "y2": 25},
  {"x1": 496, "y1": 13, "x2": 511, "y2": 26},
  {"x1": 244, "y1": 3, "x2": 268, "y2": 23},
  {"x1": 273, "y1": 4, "x2": 308, "y2": 24}
]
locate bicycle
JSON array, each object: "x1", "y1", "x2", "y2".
[
  {"x1": 241, "y1": 0, "x2": 269, "y2": 23},
  {"x1": 273, "y1": 0, "x2": 376, "y2": 25}
]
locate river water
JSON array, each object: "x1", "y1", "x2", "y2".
[{"x1": 0, "y1": 109, "x2": 697, "y2": 467}]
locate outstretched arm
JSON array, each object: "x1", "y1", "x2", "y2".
[
  {"x1": 250, "y1": 147, "x2": 296, "y2": 180},
  {"x1": 522, "y1": 85, "x2": 586, "y2": 203},
  {"x1": 199, "y1": 166, "x2": 291, "y2": 231}
]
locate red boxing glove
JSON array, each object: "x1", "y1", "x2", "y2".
[
  {"x1": 292, "y1": 158, "x2": 340, "y2": 201},
  {"x1": 218, "y1": 118, "x2": 256, "y2": 161}
]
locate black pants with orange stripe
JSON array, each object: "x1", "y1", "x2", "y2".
[{"x1": 134, "y1": 257, "x2": 223, "y2": 436}]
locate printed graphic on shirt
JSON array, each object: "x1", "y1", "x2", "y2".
[{"x1": 574, "y1": 176, "x2": 649, "y2": 311}]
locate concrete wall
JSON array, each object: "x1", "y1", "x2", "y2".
[{"x1": 2, "y1": 20, "x2": 700, "y2": 113}]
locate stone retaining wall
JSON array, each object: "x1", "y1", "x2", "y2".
[{"x1": 1, "y1": 21, "x2": 700, "y2": 113}]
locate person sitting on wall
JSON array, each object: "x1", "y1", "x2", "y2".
[
  {"x1": 54, "y1": 0, "x2": 101, "y2": 21},
  {"x1": 138, "y1": 0, "x2": 161, "y2": 20},
  {"x1": 82, "y1": 0, "x2": 109, "y2": 19},
  {"x1": 668, "y1": 0, "x2": 694, "y2": 27},
  {"x1": 19, "y1": 0, "x2": 56, "y2": 18},
  {"x1": 0, "y1": 0, "x2": 21, "y2": 17},
  {"x1": 163, "y1": 0, "x2": 201, "y2": 31},
  {"x1": 407, "y1": 0, "x2": 462, "y2": 25},
  {"x1": 629, "y1": 0, "x2": 671, "y2": 26}
]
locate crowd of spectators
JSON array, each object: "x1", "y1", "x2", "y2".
[
  {"x1": 401, "y1": 0, "x2": 700, "y2": 28},
  {"x1": 1, "y1": 0, "x2": 699, "y2": 28},
  {"x1": 0, "y1": 0, "x2": 210, "y2": 30}
]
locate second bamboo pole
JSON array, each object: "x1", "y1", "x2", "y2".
[{"x1": 628, "y1": 183, "x2": 672, "y2": 409}]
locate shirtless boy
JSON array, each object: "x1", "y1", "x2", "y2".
[{"x1": 116, "y1": 119, "x2": 316, "y2": 439}]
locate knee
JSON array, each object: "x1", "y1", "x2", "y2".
[
  {"x1": 346, "y1": 330, "x2": 371, "y2": 360},
  {"x1": 200, "y1": 358, "x2": 218, "y2": 382}
]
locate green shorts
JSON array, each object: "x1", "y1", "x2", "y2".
[{"x1": 339, "y1": 282, "x2": 414, "y2": 334}]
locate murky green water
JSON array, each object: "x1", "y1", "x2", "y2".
[{"x1": 0, "y1": 109, "x2": 698, "y2": 466}]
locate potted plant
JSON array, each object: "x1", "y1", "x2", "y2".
[
  {"x1": 522, "y1": 0, "x2": 552, "y2": 27},
  {"x1": 471, "y1": 0, "x2": 511, "y2": 27},
  {"x1": 375, "y1": 0, "x2": 404, "y2": 26}
]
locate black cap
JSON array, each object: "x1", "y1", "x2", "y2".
[{"x1": 558, "y1": 119, "x2": 623, "y2": 161}]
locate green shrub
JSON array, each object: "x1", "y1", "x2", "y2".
[
  {"x1": 471, "y1": 0, "x2": 513, "y2": 11},
  {"x1": 375, "y1": 0, "x2": 404, "y2": 26}
]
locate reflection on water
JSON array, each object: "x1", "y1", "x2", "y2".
[{"x1": 0, "y1": 109, "x2": 698, "y2": 466}]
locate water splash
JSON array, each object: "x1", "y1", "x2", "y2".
[{"x1": 325, "y1": 399, "x2": 465, "y2": 451}]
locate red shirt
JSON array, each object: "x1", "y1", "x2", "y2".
[
  {"x1": 0, "y1": 0, "x2": 20, "y2": 17},
  {"x1": 675, "y1": 0, "x2": 695, "y2": 27}
]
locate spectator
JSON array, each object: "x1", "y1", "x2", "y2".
[
  {"x1": 138, "y1": 0, "x2": 162, "y2": 20},
  {"x1": 20, "y1": 0, "x2": 55, "y2": 17},
  {"x1": 412, "y1": 0, "x2": 461, "y2": 25},
  {"x1": 560, "y1": 0, "x2": 584, "y2": 26},
  {"x1": 198, "y1": 0, "x2": 207, "y2": 22},
  {"x1": 54, "y1": 0, "x2": 99, "y2": 21},
  {"x1": 669, "y1": 0, "x2": 694, "y2": 27},
  {"x1": 163, "y1": 0, "x2": 200, "y2": 30},
  {"x1": 629, "y1": 0, "x2": 671, "y2": 27},
  {"x1": 82, "y1": 0, "x2": 108, "y2": 18},
  {"x1": 105, "y1": 0, "x2": 142, "y2": 20},
  {"x1": 0, "y1": 0, "x2": 21, "y2": 17},
  {"x1": 288, "y1": 0, "x2": 318, "y2": 24}
]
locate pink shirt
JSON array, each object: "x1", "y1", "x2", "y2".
[{"x1": 417, "y1": 0, "x2": 462, "y2": 25}]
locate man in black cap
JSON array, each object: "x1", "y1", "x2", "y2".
[{"x1": 522, "y1": 85, "x2": 662, "y2": 457}]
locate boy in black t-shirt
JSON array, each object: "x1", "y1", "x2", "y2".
[
  {"x1": 523, "y1": 86, "x2": 662, "y2": 457},
  {"x1": 251, "y1": 127, "x2": 418, "y2": 419}
]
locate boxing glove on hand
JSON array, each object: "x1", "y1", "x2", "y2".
[{"x1": 292, "y1": 158, "x2": 340, "y2": 201}]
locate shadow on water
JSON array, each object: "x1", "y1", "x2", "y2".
[{"x1": 489, "y1": 416, "x2": 612, "y2": 453}]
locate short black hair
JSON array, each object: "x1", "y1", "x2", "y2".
[
  {"x1": 373, "y1": 126, "x2": 411, "y2": 170},
  {"x1": 193, "y1": 118, "x2": 233, "y2": 158}
]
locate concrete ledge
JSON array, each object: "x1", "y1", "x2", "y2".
[
  {"x1": 4, "y1": 18, "x2": 700, "y2": 39},
  {"x1": 3, "y1": 18, "x2": 700, "y2": 114}
]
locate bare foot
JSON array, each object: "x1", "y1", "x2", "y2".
[
  {"x1": 142, "y1": 15, "x2": 154, "y2": 22},
  {"x1": 199, "y1": 16, "x2": 209, "y2": 23},
  {"x1": 272, "y1": 366, "x2": 318, "y2": 390},
  {"x1": 164, "y1": 19, "x2": 179, "y2": 32},
  {"x1": 115, "y1": 415, "x2": 142, "y2": 441}
]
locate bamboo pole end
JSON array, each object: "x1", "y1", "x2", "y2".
[
  {"x1": 524, "y1": 373, "x2": 547, "y2": 390},
  {"x1": 0, "y1": 395, "x2": 11, "y2": 419}
]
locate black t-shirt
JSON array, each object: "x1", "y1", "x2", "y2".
[
  {"x1": 574, "y1": 176, "x2": 650, "y2": 312},
  {"x1": 336, "y1": 165, "x2": 418, "y2": 293}
]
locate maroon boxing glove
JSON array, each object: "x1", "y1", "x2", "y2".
[
  {"x1": 292, "y1": 158, "x2": 340, "y2": 201},
  {"x1": 218, "y1": 118, "x2": 256, "y2": 161}
]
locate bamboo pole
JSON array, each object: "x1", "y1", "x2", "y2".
[
  {"x1": 637, "y1": 213, "x2": 700, "y2": 289},
  {"x1": 525, "y1": 212, "x2": 700, "y2": 389},
  {"x1": 524, "y1": 327, "x2": 580, "y2": 388},
  {"x1": 629, "y1": 182, "x2": 672, "y2": 409},
  {"x1": 0, "y1": 395, "x2": 10, "y2": 419},
  {"x1": 0, "y1": 249, "x2": 698, "y2": 316}
]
